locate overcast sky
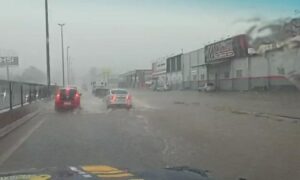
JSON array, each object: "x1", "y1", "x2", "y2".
[{"x1": 0, "y1": 0, "x2": 299, "y2": 83}]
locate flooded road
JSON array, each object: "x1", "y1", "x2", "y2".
[{"x1": 0, "y1": 90, "x2": 299, "y2": 180}]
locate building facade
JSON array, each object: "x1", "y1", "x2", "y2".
[
  {"x1": 181, "y1": 34, "x2": 300, "y2": 91},
  {"x1": 166, "y1": 54, "x2": 183, "y2": 90},
  {"x1": 182, "y1": 48, "x2": 206, "y2": 89},
  {"x1": 119, "y1": 69, "x2": 152, "y2": 88},
  {"x1": 152, "y1": 60, "x2": 167, "y2": 87}
]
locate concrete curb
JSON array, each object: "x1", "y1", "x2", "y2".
[{"x1": 0, "y1": 111, "x2": 39, "y2": 139}]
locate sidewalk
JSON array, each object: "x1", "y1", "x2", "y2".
[{"x1": 0, "y1": 100, "x2": 49, "y2": 132}]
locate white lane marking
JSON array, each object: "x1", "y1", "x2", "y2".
[
  {"x1": 0, "y1": 117, "x2": 46, "y2": 165},
  {"x1": 83, "y1": 174, "x2": 92, "y2": 178},
  {"x1": 70, "y1": 166, "x2": 92, "y2": 178},
  {"x1": 70, "y1": 166, "x2": 79, "y2": 171}
]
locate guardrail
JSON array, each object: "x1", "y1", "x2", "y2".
[{"x1": 0, "y1": 80, "x2": 56, "y2": 112}]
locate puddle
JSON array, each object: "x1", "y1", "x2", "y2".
[{"x1": 213, "y1": 105, "x2": 300, "y2": 124}]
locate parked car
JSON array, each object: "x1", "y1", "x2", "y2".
[
  {"x1": 106, "y1": 88, "x2": 132, "y2": 109},
  {"x1": 55, "y1": 87, "x2": 81, "y2": 111},
  {"x1": 198, "y1": 83, "x2": 216, "y2": 92}
]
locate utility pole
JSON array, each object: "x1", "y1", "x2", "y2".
[
  {"x1": 58, "y1": 23, "x2": 65, "y2": 86},
  {"x1": 45, "y1": 0, "x2": 51, "y2": 95},
  {"x1": 67, "y1": 46, "x2": 70, "y2": 85},
  {"x1": 6, "y1": 64, "x2": 10, "y2": 81}
]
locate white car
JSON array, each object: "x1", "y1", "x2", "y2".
[
  {"x1": 198, "y1": 83, "x2": 216, "y2": 92},
  {"x1": 106, "y1": 89, "x2": 132, "y2": 109}
]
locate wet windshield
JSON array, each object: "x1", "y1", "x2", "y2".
[{"x1": 0, "y1": 1, "x2": 299, "y2": 180}]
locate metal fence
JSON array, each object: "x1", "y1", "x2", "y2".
[{"x1": 0, "y1": 80, "x2": 56, "y2": 111}]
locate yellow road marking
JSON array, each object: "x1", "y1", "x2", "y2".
[
  {"x1": 90, "y1": 170, "x2": 125, "y2": 174},
  {"x1": 82, "y1": 165, "x2": 118, "y2": 172},
  {"x1": 82, "y1": 165, "x2": 135, "y2": 178},
  {"x1": 31, "y1": 175, "x2": 52, "y2": 180},
  {"x1": 97, "y1": 173, "x2": 133, "y2": 178}
]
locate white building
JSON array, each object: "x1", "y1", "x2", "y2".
[
  {"x1": 182, "y1": 48, "x2": 206, "y2": 89},
  {"x1": 152, "y1": 60, "x2": 167, "y2": 86},
  {"x1": 166, "y1": 54, "x2": 182, "y2": 89},
  {"x1": 181, "y1": 34, "x2": 300, "y2": 91}
]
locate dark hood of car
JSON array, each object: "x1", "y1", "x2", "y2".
[{"x1": 0, "y1": 165, "x2": 213, "y2": 180}]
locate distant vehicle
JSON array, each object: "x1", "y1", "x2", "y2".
[
  {"x1": 198, "y1": 83, "x2": 216, "y2": 92},
  {"x1": 93, "y1": 86, "x2": 109, "y2": 98},
  {"x1": 55, "y1": 87, "x2": 81, "y2": 111},
  {"x1": 92, "y1": 81, "x2": 110, "y2": 98},
  {"x1": 105, "y1": 88, "x2": 132, "y2": 109}
]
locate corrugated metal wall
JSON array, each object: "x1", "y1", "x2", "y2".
[{"x1": 179, "y1": 47, "x2": 299, "y2": 91}]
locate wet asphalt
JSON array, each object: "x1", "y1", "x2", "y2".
[{"x1": 0, "y1": 90, "x2": 299, "y2": 180}]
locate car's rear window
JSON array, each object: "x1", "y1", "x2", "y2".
[
  {"x1": 111, "y1": 90, "x2": 128, "y2": 94},
  {"x1": 60, "y1": 89, "x2": 77, "y2": 97}
]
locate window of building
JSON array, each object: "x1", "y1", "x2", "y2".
[
  {"x1": 171, "y1": 58, "x2": 176, "y2": 72},
  {"x1": 236, "y1": 70, "x2": 243, "y2": 78},
  {"x1": 224, "y1": 72, "x2": 230, "y2": 78},
  {"x1": 177, "y1": 56, "x2": 181, "y2": 71},
  {"x1": 200, "y1": 74, "x2": 205, "y2": 80},
  {"x1": 193, "y1": 74, "x2": 197, "y2": 81},
  {"x1": 277, "y1": 67, "x2": 285, "y2": 75},
  {"x1": 166, "y1": 59, "x2": 171, "y2": 73}
]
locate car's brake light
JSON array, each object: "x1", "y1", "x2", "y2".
[
  {"x1": 126, "y1": 95, "x2": 131, "y2": 100},
  {"x1": 55, "y1": 94, "x2": 60, "y2": 101},
  {"x1": 110, "y1": 95, "x2": 117, "y2": 102}
]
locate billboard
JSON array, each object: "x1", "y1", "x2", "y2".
[
  {"x1": 205, "y1": 35, "x2": 248, "y2": 63},
  {"x1": 0, "y1": 56, "x2": 19, "y2": 66}
]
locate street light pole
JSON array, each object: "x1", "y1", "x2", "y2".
[
  {"x1": 67, "y1": 46, "x2": 70, "y2": 85},
  {"x1": 6, "y1": 64, "x2": 10, "y2": 81},
  {"x1": 58, "y1": 23, "x2": 65, "y2": 87},
  {"x1": 45, "y1": 0, "x2": 51, "y2": 96}
]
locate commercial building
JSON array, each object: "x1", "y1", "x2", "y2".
[
  {"x1": 166, "y1": 54, "x2": 183, "y2": 90},
  {"x1": 132, "y1": 25, "x2": 300, "y2": 91},
  {"x1": 119, "y1": 69, "x2": 152, "y2": 88},
  {"x1": 182, "y1": 48, "x2": 206, "y2": 89},
  {"x1": 152, "y1": 59, "x2": 167, "y2": 87},
  {"x1": 205, "y1": 34, "x2": 249, "y2": 90},
  {"x1": 181, "y1": 34, "x2": 300, "y2": 91}
]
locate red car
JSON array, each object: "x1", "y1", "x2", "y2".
[{"x1": 55, "y1": 87, "x2": 81, "y2": 111}]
